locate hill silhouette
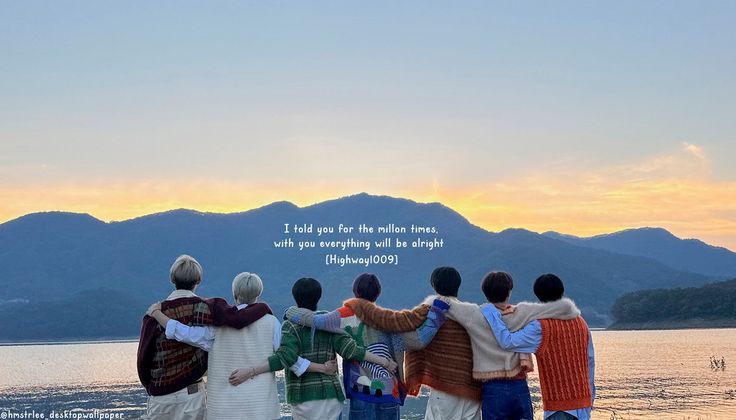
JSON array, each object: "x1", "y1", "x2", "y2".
[
  {"x1": 0, "y1": 193, "x2": 726, "y2": 340},
  {"x1": 544, "y1": 228, "x2": 736, "y2": 277}
]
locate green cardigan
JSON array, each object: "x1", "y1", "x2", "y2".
[{"x1": 269, "y1": 318, "x2": 367, "y2": 405}]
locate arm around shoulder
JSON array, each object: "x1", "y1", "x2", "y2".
[{"x1": 268, "y1": 322, "x2": 301, "y2": 372}]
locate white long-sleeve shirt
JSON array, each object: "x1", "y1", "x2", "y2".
[{"x1": 164, "y1": 302, "x2": 310, "y2": 376}]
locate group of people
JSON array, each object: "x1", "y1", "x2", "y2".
[{"x1": 137, "y1": 255, "x2": 595, "y2": 420}]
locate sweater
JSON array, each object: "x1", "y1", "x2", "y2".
[
  {"x1": 136, "y1": 296, "x2": 272, "y2": 396},
  {"x1": 537, "y1": 316, "x2": 592, "y2": 412},
  {"x1": 206, "y1": 314, "x2": 281, "y2": 420},
  {"x1": 446, "y1": 297, "x2": 580, "y2": 381},
  {"x1": 284, "y1": 298, "x2": 448, "y2": 405},
  {"x1": 297, "y1": 297, "x2": 481, "y2": 402},
  {"x1": 405, "y1": 318, "x2": 482, "y2": 402},
  {"x1": 356, "y1": 296, "x2": 481, "y2": 401},
  {"x1": 268, "y1": 317, "x2": 367, "y2": 405}
]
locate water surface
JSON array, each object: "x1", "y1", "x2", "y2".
[{"x1": 1, "y1": 329, "x2": 735, "y2": 419}]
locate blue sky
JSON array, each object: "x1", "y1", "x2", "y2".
[{"x1": 1, "y1": 1, "x2": 735, "y2": 248}]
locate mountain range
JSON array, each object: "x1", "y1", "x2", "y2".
[
  {"x1": 2, "y1": 193, "x2": 734, "y2": 340},
  {"x1": 543, "y1": 228, "x2": 736, "y2": 277}
]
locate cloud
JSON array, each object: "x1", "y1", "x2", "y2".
[
  {"x1": 683, "y1": 142, "x2": 706, "y2": 160},
  {"x1": 1, "y1": 144, "x2": 735, "y2": 251}
]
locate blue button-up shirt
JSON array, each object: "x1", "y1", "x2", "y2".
[{"x1": 481, "y1": 304, "x2": 596, "y2": 420}]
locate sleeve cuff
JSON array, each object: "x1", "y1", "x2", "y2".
[
  {"x1": 164, "y1": 319, "x2": 180, "y2": 339},
  {"x1": 289, "y1": 357, "x2": 310, "y2": 376},
  {"x1": 354, "y1": 346, "x2": 367, "y2": 361}
]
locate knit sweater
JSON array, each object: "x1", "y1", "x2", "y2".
[
  {"x1": 268, "y1": 316, "x2": 367, "y2": 405},
  {"x1": 446, "y1": 296, "x2": 581, "y2": 381},
  {"x1": 284, "y1": 298, "x2": 448, "y2": 405},
  {"x1": 405, "y1": 318, "x2": 482, "y2": 402},
  {"x1": 537, "y1": 316, "x2": 592, "y2": 411},
  {"x1": 136, "y1": 297, "x2": 272, "y2": 396},
  {"x1": 287, "y1": 297, "x2": 481, "y2": 402},
  {"x1": 348, "y1": 298, "x2": 482, "y2": 402},
  {"x1": 207, "y1": 314, "x2": 281, "y2": 420}
]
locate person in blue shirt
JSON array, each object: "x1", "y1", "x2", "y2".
[{"x1": 482, "y1": 274, "x2": 596, "y2": 420}]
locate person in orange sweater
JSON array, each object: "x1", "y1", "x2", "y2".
[{"x1": 483, "y1": 274, "x2": 596, "y2": 420}]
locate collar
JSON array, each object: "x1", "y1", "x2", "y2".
[{"x1": 166, "y1": 289, "x2": 198, "y2": 301}]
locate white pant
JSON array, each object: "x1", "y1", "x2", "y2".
[
  {"x1": 290, "y1": 398, "x2": 343, "y2": 420},
  {"x1": 143, "y1": 382, "x2": 206, "y2": 420},
  {"x1": 425, "y1": 389, "x2": 481, "y2": 420}
]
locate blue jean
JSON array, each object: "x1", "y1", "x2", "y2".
[
  {"x1": 546, "y1": 412, "x2": 578, "y2": 420},
  {"x1": 349, "y1": 398, "x2": 400, "y2": 420},
  {"x1": 482, "y1": 379, "x2": 534, "y2": 420}
]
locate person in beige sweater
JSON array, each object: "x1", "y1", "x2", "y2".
[{"x1": 441, "y1": 272, "x2": 581, "y2": 420}]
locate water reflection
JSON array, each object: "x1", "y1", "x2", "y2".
[{"x1": 1, "y1": 329, "x2": 735, "y2": 419}]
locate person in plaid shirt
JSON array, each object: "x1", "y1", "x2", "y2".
[{"x1": 229, "y1": 277, "x2": 398, "y2": 420}]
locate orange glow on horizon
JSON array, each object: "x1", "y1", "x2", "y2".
[
  {"x1": 2, "y1": 144, "x2": 735, "y2": 251},
  {"x1": 2, "y1": 179, "x2": 736, "y2": 252}
]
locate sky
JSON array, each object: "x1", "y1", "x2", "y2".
[{"x1": 1, "y1": 1, "x2": 735, "y2": 249}]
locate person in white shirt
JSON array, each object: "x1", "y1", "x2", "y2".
[{"x1": 148, "y1": 272, "x2": 336, "y2": 420}]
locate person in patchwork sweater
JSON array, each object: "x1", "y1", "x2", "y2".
[
  {"x1": 228, "y1": 277, "x2": 399, "y2": 420},
  {"x1": 284, "y1": 273, "x2": 451, "y2": 420}
]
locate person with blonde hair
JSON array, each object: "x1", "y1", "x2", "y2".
[
  {"x1": 139, "y1": 256, "x2": 278, "y2": 420},
  {"x1": 140, "y1": 256, "x2": 332, "y2": 420}
]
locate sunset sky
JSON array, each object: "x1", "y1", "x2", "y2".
[{"x1": 2, "y1": 2, "x2": 735, "y2": 249}]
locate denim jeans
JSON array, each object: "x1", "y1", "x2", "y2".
[
  {"x1": 349, "y1": 398, "x2": 400, "y2": 420},
  {"x1": 481, "y1": 379, "x2": 534, "y2": 420},
  {"x1": 546, "y1": 412, "x2": 578, "y2": 420}
]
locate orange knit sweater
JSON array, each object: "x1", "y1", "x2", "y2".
[{"x1": 536, "y1": 316, "x2": 592, "y2": 412}]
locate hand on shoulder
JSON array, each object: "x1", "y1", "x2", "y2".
[{"x1": 146, "y1": 302, "x2": 161, "y2": 317}]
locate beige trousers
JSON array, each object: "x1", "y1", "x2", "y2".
[
  {"x1": 424, "y1": 389, "x2": 481, "y2": 420},
  {"x1": 290, "y1": 398, "x2": 343, "y2": 420},
  {"x1": 143, "y1": 382, "x2": 206, "y2": 420}
]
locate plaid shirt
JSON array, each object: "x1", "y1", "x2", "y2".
[
  {"x1": 137, "y1": 290, "x2": 272, "y2": 396},
  {"x1": 269, "y1": 318, "x2": 367, "y2": 405}
]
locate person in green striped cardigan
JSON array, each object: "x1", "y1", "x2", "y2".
[{"x1": 229, "y1": 277, "x2": 398, "y2": 420}]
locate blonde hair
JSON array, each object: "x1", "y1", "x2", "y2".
[
  {"x1": 169, "y1": 255, "x2": 202, "y2": 290},
  {"x1": 232, "y1": 272, "x2": 263, "y2": 304}
]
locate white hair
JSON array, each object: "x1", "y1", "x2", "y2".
[
  {"x1": 169, "y1": 255, "x2": 203, "y2": 289},
  {"x1": 232, "y1": 272, "x2": 263, "y2": 305}
]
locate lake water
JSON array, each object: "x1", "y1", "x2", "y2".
[{"x1": 1, "y1": 329, "x2": 735, "y2": 420}]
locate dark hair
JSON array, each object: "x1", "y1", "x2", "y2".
[
  {"x1": 481, "y1": 271, "x2": 514, "y2": 303},
  {"x1": 430, "y1": 266, "x2": 461, "y2": 297},
  {"x1": 292, "y1": 277, "x2": 322, "y2": 311},
  {"x1": 353, "y1": 273, "x2": 382, "y2": 302},
  {"x1": 533, "y1": 273, "x2": 565, "y2": 302}
]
